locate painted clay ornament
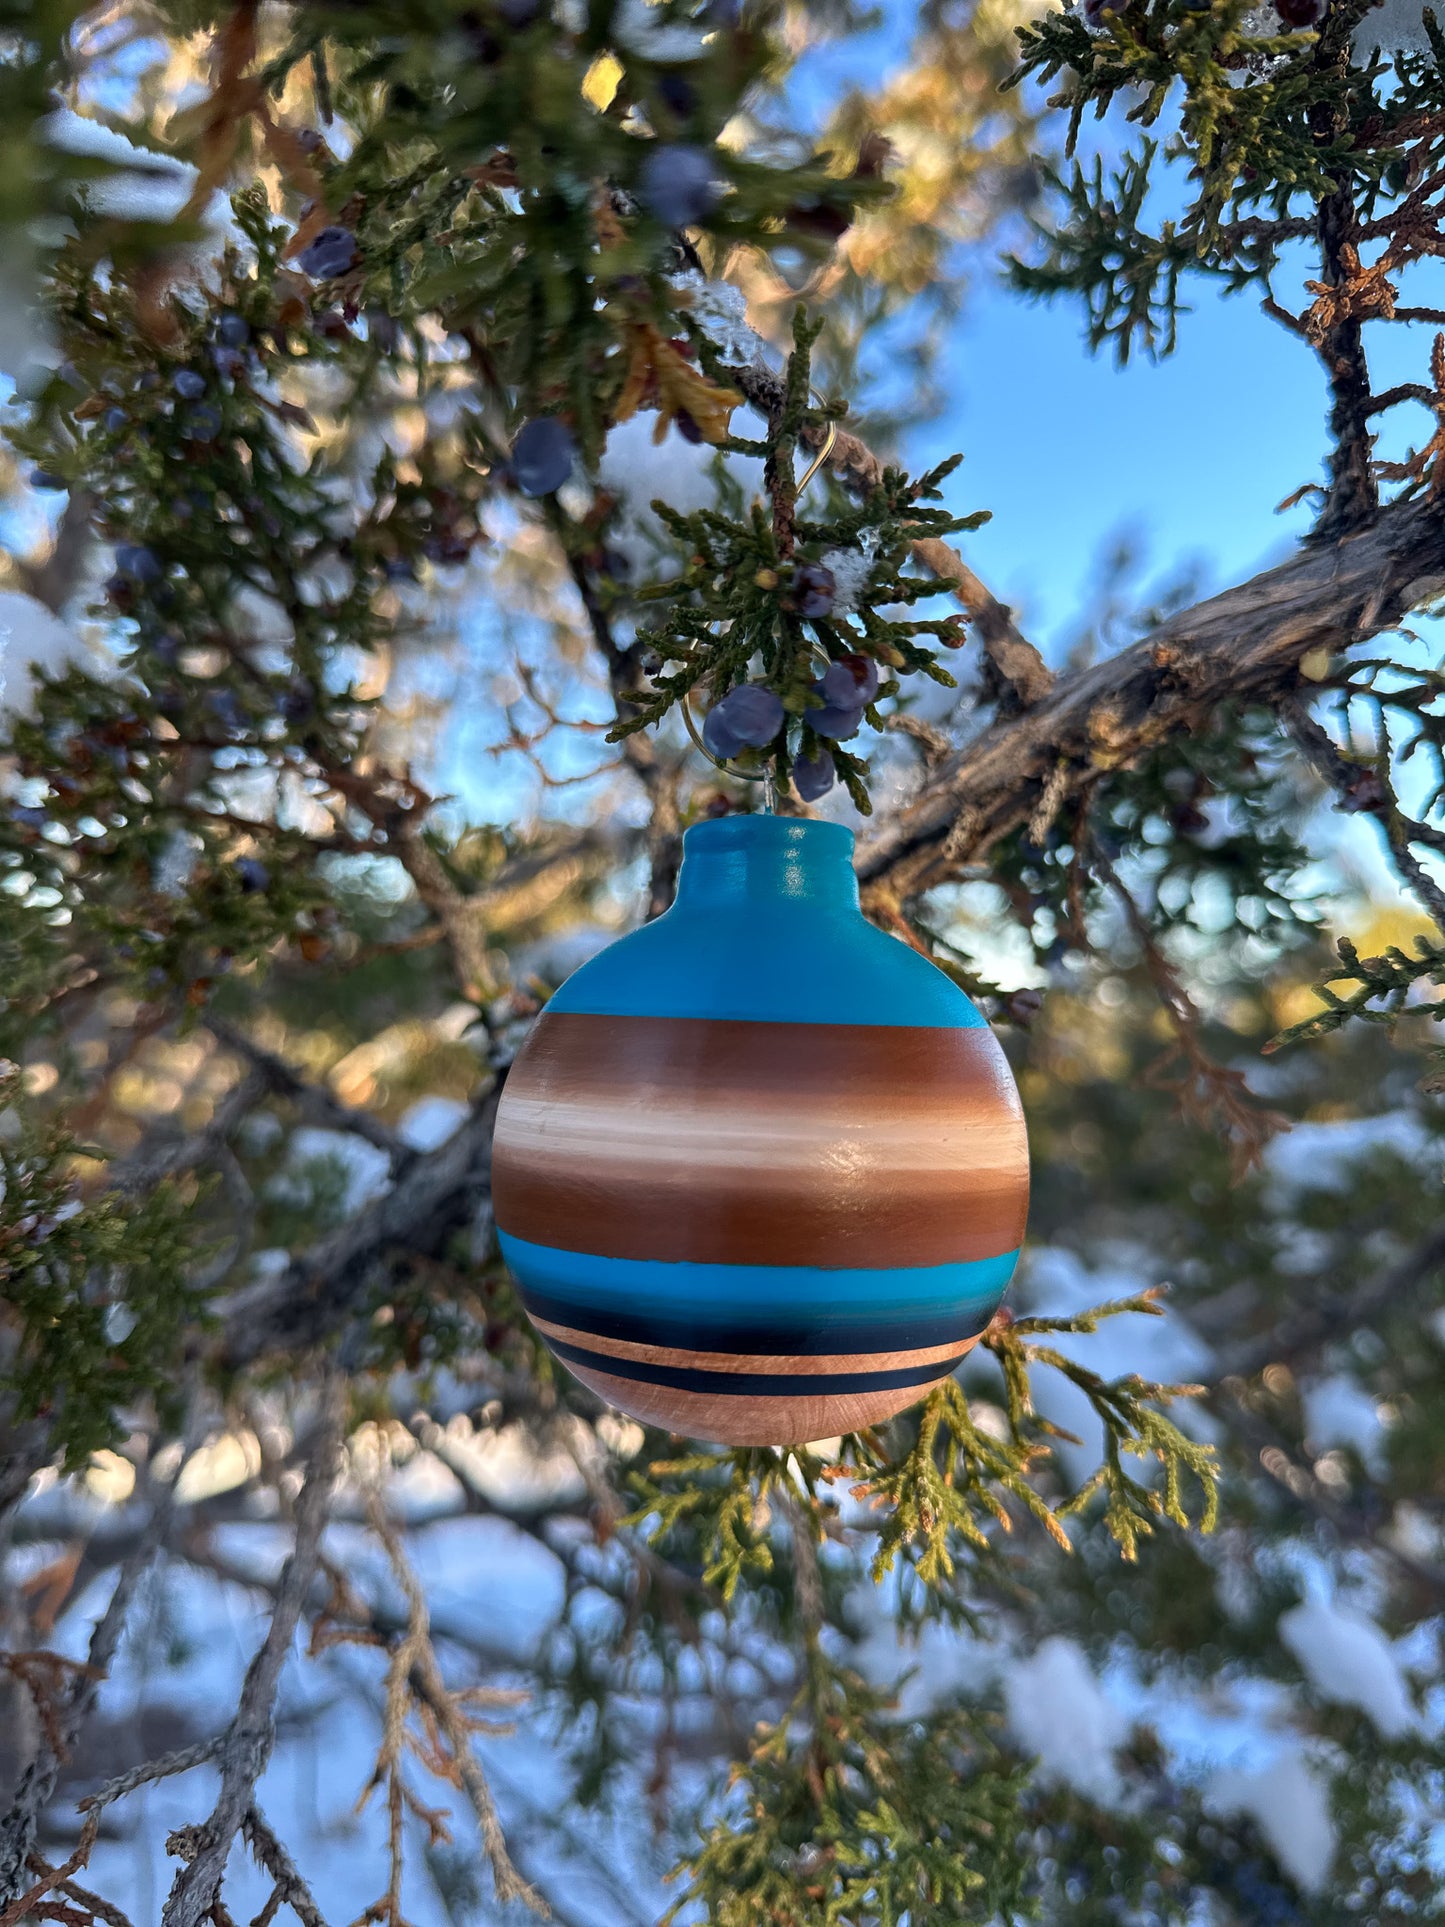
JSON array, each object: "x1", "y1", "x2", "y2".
[{"x1": 492, "y1": 816, "x2": 1029, "y2": 1445}]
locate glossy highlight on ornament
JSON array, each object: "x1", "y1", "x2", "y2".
[{"x1": 491, "y1": 817, "x2": 1029, "y2": 1445}]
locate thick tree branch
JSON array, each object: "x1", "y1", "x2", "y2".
[
  {"x1": 216, "y1": 1083, "x2": 504, "y2": 1369},
  {"x1": 854, "y1": 492, "x2": 1445, "y2": 903}
]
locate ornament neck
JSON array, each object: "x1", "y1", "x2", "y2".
[{"x1": 671, "y1": 816, "x2": 858, "y2": 915}]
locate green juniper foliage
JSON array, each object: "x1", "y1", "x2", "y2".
[
  {"x1": 665, "y1": 1658, "x2": 1033, "y2": 1926},
  {"x1": 0, "y1": 1069, "x2": 199, "y2": 1469},
  {"x1": 0, "y1": 0, "x2": 1440, "y2": 1920}
]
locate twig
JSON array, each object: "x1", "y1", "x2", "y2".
[
  {"x1": 0, "y1": 1821, "x2": 97, "y2": 1927},
  {"x1": 107, "y1": 1068, "x2": 268, "y2": 1198},
  {"x1": 725, "y1": 356, "x2": 1054, "y2": 708},
  {"x1": 205, "y1": 1018, "x2": 417, "y2": 1173},
  {"x1": 1094, "y1": 850, "x2": 1289, "y2": 1171},
  {"x1": 355, "y1": 1491, "x2": 545, "y2": 1918},
  {"x1": 558, "y1": 540, "x2": 684, "y2": 919},
  {"x1": 1218, "y1": 1219, "x2": 1445, "y2": 1382},
  {"x1": 48, "y1": 1873, "x2": 135, "y2": 1927},
  {"x1": 0, "y1": 1413, "x2": 203, "y2": 1903},
  {"x1": 78, "y1": 1738, "x2": 227, "y2": 1820},
  {"x1": 160, "y1": 1373, "x2": 345, "y2": 1927},
  {"x1": 241, "y1": 1808, "x2": 329, "y2": 1927}
]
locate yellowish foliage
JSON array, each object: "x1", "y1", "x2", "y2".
[
  {"x1": 582, "y1": 52, "x2": 624, "y2": 112},
  {"x1": 613, "y1": 323, "x2": 741, "y2": 443}
]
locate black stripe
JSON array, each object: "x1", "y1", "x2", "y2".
[
  {"x1": 543, "y1": 1336, "x2": 965, "y2": 1398},
  {"x1": 518, "y1": 1287, "x2": 999, "y2": 1359}
]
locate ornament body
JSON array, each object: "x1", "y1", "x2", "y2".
[{"x1": 492, "y1": 817, "x2": 1029, "y2": 1445}]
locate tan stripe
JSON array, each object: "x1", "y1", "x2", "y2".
[
  {"x1": 529, "y1": 1313, "x2": 981, "y2": 1377},
  {"x1": 562, "y1": 1358, "x2": 954, "y2": 1446},
  {"x1": 493, "y1": 1013, "x2": 1028, "y2": 1267}
]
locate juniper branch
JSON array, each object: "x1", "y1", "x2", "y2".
[
  {"x1": 725, "y1": 340, "x2": 1054, "y2": 708},
  {"x1": 159, "y1": 1372, "x2": 344, "y2": 1927},
  {"x1": 855, "y1": 492, "x2": 1445, "y2": 903},
  {"x1": 217, "y1": 1083, "x2": 504, "y2": 1368},
  {"x1": 0, "y1": 1419, "x2": 199, "y2": 1901}
]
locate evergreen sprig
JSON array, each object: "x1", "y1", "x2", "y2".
[
  {"x1": 839, "y1": 1294, "x2": 1219, "y2": 1583},
  {"x1": 0, "y1": 1069, "x2": 202, "y2": 1468},
  {"x1": 624, "y1": 1443, "x2": 829, "y2": 1601},
  {"x1": 1266, "y1": 930, "x2": 1445, "y2": 1050},
  {"x1": 607, "y1": 309, "x2": 984, "y2": 810},
  {"x1": 664, "y1": 1655, "x2": 1031, "y2": 1927}
]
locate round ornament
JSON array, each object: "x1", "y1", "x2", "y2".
[{"x1": 492, "y1": 816, "x2": 1029, "y2": 1446}]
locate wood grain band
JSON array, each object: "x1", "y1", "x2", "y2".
[
  {"x1": 493, "y1": 1013, "x2": 1029, "y2": 1268},
  {"x1": 529, "y1": 1312, "x2": 982, "y2": 1377}
]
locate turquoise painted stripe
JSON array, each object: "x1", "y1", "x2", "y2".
[
  {"x1": 501, "y1": 1232, "x2": 1017, "y2": 1342},
  {"x1": 546, "y1": 822, "x2": 984, "y2": 1030},
  {"x1": 546, "y1": 911, "x2": 986, "y2": 1027}
]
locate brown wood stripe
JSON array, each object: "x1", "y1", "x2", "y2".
[
  {"x1": 528, "y1": 1312, "x2": 982, "y2": 1376},
  {"x1": 493, "y1": 1013, "x2": 1029, "y2": 1268},
  {"x1": 561, "y1": 1356, "x2": 955, "y2": 1445}
]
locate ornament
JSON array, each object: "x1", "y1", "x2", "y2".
[{"x1": 492, "y1": 816, "x2": 1029, "y2": 1446}]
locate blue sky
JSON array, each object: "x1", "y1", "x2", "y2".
[
  {"x1": 921, "y1": 269, "x2": 1321, "y2": 648},
  {"x1": 792, "y1": 1, "x2": 1445, "y2": 655},
  {"x1": 925, "y1": 240, "x2": 1445, "y2": 658}
]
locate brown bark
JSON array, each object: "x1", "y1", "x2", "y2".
[{"x1": 854, "y1": 491, "x2": 1445, "y2": 903}]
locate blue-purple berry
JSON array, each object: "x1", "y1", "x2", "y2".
[
  {"x1": 115, "y1": 543, "x2": 162, "y2": 584},
  {"x1": 790, "y1": 561, "x2": 836, "y2": 619},
  {"x1": 510, "y1": 417, "x2": 575, "y2": 497},
  {"x1": 818, "y1": 662, "x2": 858, "y2": 707},
  {"x1": 702, "y1": 705, "x2": 744, "y2": 761},
  {"x1": 172, "y1": 369, "x2": 207, "y2": 400},
  {"x1": 296, "y1": 226, "x2": 359, "y2": 279},
  {"x1": 29, "y1": 470, "x2": 65, "y2": 490},
  {"x1": 639, "y1": 144, "x2": 722, "y2": 228},
  {"x1": 702, "y1": 683, "x2": 783, "y2": 760},
  {"x1": 237, "y1": 857, "x2": 270, "y2": 893},
  {"x1": 805, "y1": 682, "x2": 865, "y2": 740},
  {"x1": 216, "y1": 312, "x2": 250, "y2": 347},
  {"x1": 183, "y1": 406, "x2": 222, "y2": 441},
  {"x1": 792, "y1": 750, "x2": 835, "y2": 801},
  {"x1": 102, "y1": 406, "x2": 129, "y2": 434},
  {"x1": 821, "y1": 652, "x2": 879, "y2": 705},
  {"x1": 659, "y1": 74, "x2": 698, "y2": 119},
  {"x1": 281, "y1": 678, "x2": 315, "y2": 724},
  {"x1": 207, "y1": 688, "x2": 246, "y2": 732}
]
